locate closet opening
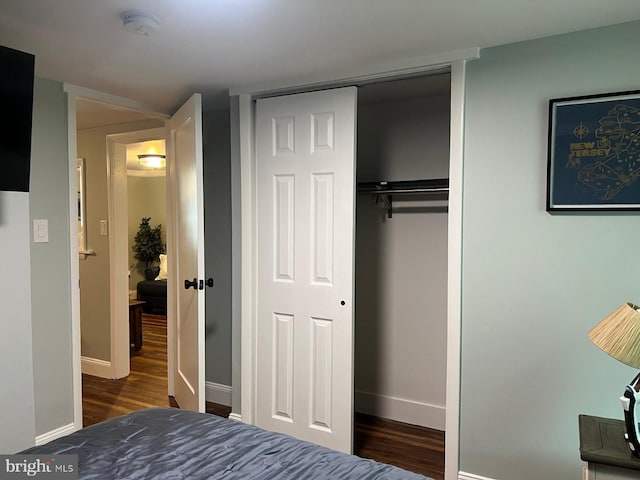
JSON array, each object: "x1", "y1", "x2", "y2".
[{"x1": 354, "y1": 72, "x2": 450, "y2": 479}]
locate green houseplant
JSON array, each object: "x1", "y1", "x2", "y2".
[{"x1": 133, "y1": 217, "x2": 164, "y2": 280}]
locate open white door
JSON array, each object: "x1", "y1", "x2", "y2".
[
  {"x1": 255, "y1": 87, "x2": 357, "y2": 453},
  {"x1": 167, "y1": 93, "x2": 205, "y2": 412}
]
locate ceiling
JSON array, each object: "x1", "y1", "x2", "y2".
[{"x1": 1, "y1": 1, "x2": 640, "y2": 114}]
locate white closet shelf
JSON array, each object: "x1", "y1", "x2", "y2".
[{"x1": 357, "y1": 178, "x2": 449, "y2": 218}]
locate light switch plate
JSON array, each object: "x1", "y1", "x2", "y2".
[
  {"x1": 33, "y1": 219, "x2": 49, "y2": 243},
  {"x1": 100, "y1": 219, "x2": 108, "y2": 236}
]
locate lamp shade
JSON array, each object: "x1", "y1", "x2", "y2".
[{"x1": 589, "y1": 303, "x2": 640, "y2": 369}]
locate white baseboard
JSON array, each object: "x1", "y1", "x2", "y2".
[
  {"x1": 205, "y1": 381, "x2": 231, "y2": 406},
  {"x1": 35, "y1": 423, "x2": 76, "y2": 446},
  {"x1": 81, "y1": 356, "x2": 112, "y2": 378},
  {"x1": 228, "y1": 413, "x2": 242, "y2": 422},
  {"x1": 458, "y1": 472, "x2": 497, "y2": 480},
  {"x1": 355, "y1": 390, "x2": 445, "y2": 430}
]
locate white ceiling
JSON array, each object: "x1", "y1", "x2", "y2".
[{"x1": 1, "y1": 0, "x2": 639, "y2": 114}]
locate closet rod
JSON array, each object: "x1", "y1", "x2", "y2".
[
  {"x1": 357, "y1": 178, "x2": 449, "y2": 218},
  {"x1": 357, "y1": 178, "x2": 449, "y2": 193},
  {"x1": 368, "y1": 186, "x2": 449, "y2": 194}
]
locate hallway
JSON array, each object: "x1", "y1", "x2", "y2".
[{"x1": 82, "y1": 314, "x2": 171, "y2": 427}]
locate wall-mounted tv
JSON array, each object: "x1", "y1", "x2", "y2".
[{"x1": 0, "y1": 45, "x2": 34, "y2": 192}]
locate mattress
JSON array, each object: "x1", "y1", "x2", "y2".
[{"x1": 22, "y1": 408, "x2": 432, "y2": 480}]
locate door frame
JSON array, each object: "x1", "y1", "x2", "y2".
[
  {"x1": 233, "y1": 51, "x2": 475, "y2": 480},
  {"x1": 64, "y1": 84, "x2": 170, "y2": 429},
  {"x1": 105, "y1": 128, "x2": 167, "y2": 379}
]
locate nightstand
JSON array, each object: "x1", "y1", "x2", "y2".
[{"x1": 579, "y1": 414, "x2": 640, "y2": 479}]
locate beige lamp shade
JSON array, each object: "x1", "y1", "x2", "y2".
[{"x1": 589, "y1": 302, "x2": 640, "y2": 369}]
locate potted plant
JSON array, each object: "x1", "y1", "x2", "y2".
[{"x1": 133, "y1": 217, "x2": 164, "y2": 280}]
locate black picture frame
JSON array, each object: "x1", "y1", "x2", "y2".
[{"x1": 547, "y1": 89, "x2": 640, "y2": 211}]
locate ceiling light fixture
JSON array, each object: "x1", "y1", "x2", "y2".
[
  {"x1": 138, "y1": 154, "x2": 166, "y2": 169},
  {"x1": 121, "y1": 10, "x2": 160, "y2": 36}
]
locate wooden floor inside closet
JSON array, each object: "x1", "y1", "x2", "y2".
[{"x1": 81, "y1": 313, "x2": 444, "y2": 479}]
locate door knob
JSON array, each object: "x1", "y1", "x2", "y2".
[
  {"x1": 205, "y1": 278, "x2": 214, "y2": 288},
  {"x1": 184, "y1": 278, "x2": 198, "y2": 290}
]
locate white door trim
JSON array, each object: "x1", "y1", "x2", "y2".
[
  {"x1": 65, "y1": 91, "x2": 82, "y2": 430},
  {"x1": 64, "y1": 83, "x2": 169, "y2": 429},
  {"x1": 64, "y1": 84, "x2": 171, "y2": 119},
  {"x1": 238, "y1": 94, "x2": 256, "y2": 424},
  {"x1": 445, "y1": 60, "x2": 466, "y2": 480},
  {"x1": 230, "y1": 47, "x2": 478, "y2": 97},
  {"x1": 237, "y1": 57, "x2": 471, "y2": 480}
]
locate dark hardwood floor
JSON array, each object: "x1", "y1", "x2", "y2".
[
  {"x1": 82, "y1": 314, "x2": 444, "y2": 479},
  {"x1": 82, "y1": 314, "x2": 172, "y2": 426},
  {"x1": 354, "y1": 413, "x2": 444, "y2": 480}
]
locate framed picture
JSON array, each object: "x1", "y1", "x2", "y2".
[{"x1": 547, "y1": 90, "x2": 640, "y2": 211}]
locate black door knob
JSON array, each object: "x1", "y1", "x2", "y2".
[
  {"x1": 184, "y1": 278, "x2": 198, "y2": 290},
  {"x1": 206, "y1": 278, "x2": 214, "y2": 288}
]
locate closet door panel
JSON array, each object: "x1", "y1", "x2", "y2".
[
  {"x1": 311, "y1": 173, "x2": 334, "y2": 285},
  {"x1": 311, "y1": 112, "x2": 335, "y2": 152},
  {"x1": 273, "y1": 175, "x2": 295, "y2": 282},
  {"x1": 272, "y1": 312, "x2": 294, "y2": 422},
  {"x1": 310, "y1": 316, "x2": 334, "y2": 431},
  {"x1": 273, "y1": 116, "x2": 295, "y2": 155},
  {"x1": 255, "y1": 87, "x2": 357, "y2": 453}
]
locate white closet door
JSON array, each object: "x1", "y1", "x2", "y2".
[{"x1": 255, "y1": 87, "x2": 357, "y2": 453}]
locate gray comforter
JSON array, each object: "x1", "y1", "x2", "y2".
[{"x1": 22, "y1": 408, "x2": 433, "y2": 479}]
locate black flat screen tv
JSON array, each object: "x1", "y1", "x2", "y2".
[{"x1": 0, "y1": 45, "x2": 35, "y2": 192}]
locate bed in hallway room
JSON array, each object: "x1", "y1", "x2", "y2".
[{"x1": 21, "y1": 408, "x2": 433, "y2": 479}]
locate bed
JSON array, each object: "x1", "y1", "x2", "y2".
[{"x1": 21, "y1": 408, "x2": 432, "y2": 479}]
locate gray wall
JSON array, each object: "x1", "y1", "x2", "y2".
[
  {"x1": 0, "y1": 77, "x2": 72, "y2": 447},
  {"x1": 29, "y1": 78, "x2": 74, "y2": 436},
  {"x1": 1, "y1": 192, "x2": 35, "y2": 451},
  {"x1": 203, "y1": 107, "x2": 232, "y2": 387},
  {"x1": 355, "y1": 91, "x2": 449, "y2": 429},
  {"x1": 128, "y1": 175, "x2": 166, "y2": 290},
  {"x1": 461, "y1": 21, "x2": 640, "y2": 480},
  {"x1": 77, "y1": 119, "x2": 163, "y2": 361}
]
